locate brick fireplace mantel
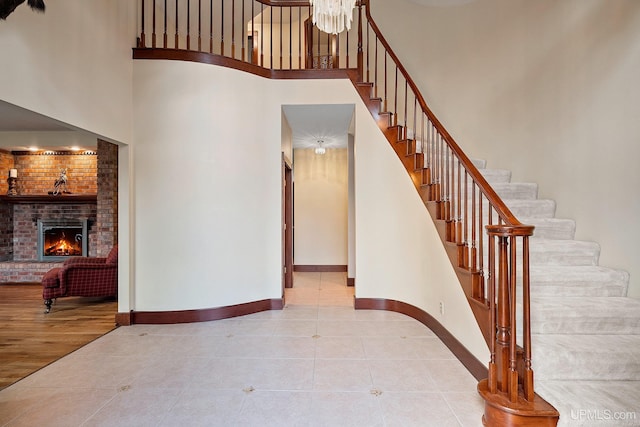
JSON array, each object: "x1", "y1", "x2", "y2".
[{"x1": 0, "y1": 195, "x2": 97, "y2": 204}]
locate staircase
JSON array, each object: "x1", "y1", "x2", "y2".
[
  {"x1": 477, "y1": 164, "x2": 640, "y2": 426},
  {"x1": 361, "y1": 91, "x2": 640, "y2": 424},
  {"x1": 349, "y1": 7, "x2": 640, "y2": 422}
]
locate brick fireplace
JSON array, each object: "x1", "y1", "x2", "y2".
[{"x1": 0, "y1": 140, "x2": 118, "y2": 282}]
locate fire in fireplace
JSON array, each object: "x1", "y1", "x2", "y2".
[{"x1": 37, "y1": 219, "x2": 88, "y2": 261}]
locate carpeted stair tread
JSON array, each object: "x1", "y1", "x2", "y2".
[
  {"x1": 479, "y1": 168, "x2": 511, "y2": 183},
  {"x1": 503, "y1": 198, "x2": 556, "y2": 218},
  {"x1": 529, "y1": 296, "x2": 640, "y2": 334},
  {"x1": 529, "y1": 239, "x2": 600, "y2": 266},
  {"x1": 528, "y1": 265, "x2": 629, "y2": 297},
  {"x1": 521, "y1": 217, "x2": 576, "y2": 240},
  {"x1": 535, "y1": 380, "x2": 640, "y2": 426},
  {"x1": 491, "y1": 182, "x2": 538, "y2": 200},
  {"x1": 532, "y1": 334, "x2": 640, "y2": 381}
]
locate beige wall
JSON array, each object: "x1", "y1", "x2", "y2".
[
  {"x1": 370, "y1": 0, "x2": 640, "y2": 298},
  {"x1": 132, "y1": 62, "x2": 488, "y2": 363},
  {"x1": 293, "y1": 148, "x2": 349, "y2": 266}
]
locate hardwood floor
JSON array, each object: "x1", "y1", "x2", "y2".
[{"x1": 0, "y1": 283, "x2": 117, "y2": 390}]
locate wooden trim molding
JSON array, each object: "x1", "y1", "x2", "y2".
[
  {"x1": 11, "y1": 150, "x2": 97, "y2": 156},
  {"x1": 0, "y1": 194, "x2": 97, "y2": 204},
  {"x1": 129, "y1": 298, "x2": 284, "y2": 324},
  {"x1": 347, "y1": 277, "x2": 355, "y2": 287},
  {"x1": 132, "y1": 48, "x2": 359, "y2": 81},
  {"x1": 354, "y1": 297, "x2": 488, "y2": 381},
  {"x1": 294, "y1": 265, "x2": 348, "y2": 272},
  {"x1": 114, "y1": 311, "x2": 132, "y2": 326}
]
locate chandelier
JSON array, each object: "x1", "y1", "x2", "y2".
[
  {"x1": 315, "y1": 140, "x2": 326, "y2": 155},
  {"x1": 309, "y1": 0, "x2": 357, "y2": 35}
]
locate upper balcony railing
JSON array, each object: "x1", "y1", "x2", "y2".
[
  {"x1": 137, "y1": 0, "x2": 364, "y2": 74},
  {"x1": 135, "y1": 1, "x2": 558, "y2": 424}
]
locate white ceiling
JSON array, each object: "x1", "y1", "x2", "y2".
[
  {"x1": 0, "y1": 100, "x2": 97, "y2": 152},
  {"x1": 0, "y1": 101, "x2": 72, "y2": 132},
  {"x1": 282, "y1": 104, "x2": 354, "y2": 150}
]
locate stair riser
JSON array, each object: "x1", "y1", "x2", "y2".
[
  {"x1": 529, "y1": 252, "x2": 599, "y2": 266},
  {"x1": 479, "y1": 170, "x2": 512, "y2": 184},
  {"x1": 533, "y1": 352, "x2": 640, "y2": 381},
  {"x1": 476, "y1": 238, "x2": 600, "y2": 266},
  {"x1": 527, "y1": 221, "x2": 576, "y2": 240},
  {"x1": 506, "y1": 201, "x2": 556, "y2": 218},
  {"x1": 493, "y1": 184, "x2": 538, "y2": 200},
  {"x1": 528, "y1": 284, "x2": 628, "y2": 297},
  {"x1": 530, "y1": 320, "x2": 640, "y2": 335}
]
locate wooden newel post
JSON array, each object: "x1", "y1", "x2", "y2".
[
  {"x1": 486, "y1": 224, "x2": 535, "y2": 401},
  {"x1": 495, "y1": 234, "x2": 511, "y2": 394}
]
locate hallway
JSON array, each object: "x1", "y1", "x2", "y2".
[{"x1": 0, "y1": 272, "x2": 484, "y2": 426}]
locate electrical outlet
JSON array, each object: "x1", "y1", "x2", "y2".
[{"x1": 439, "y1": 302, "x2": 445, "y2": 315}]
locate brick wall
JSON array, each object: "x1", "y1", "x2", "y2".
[
  {"x1": 97, "y1": 140, "x2": 118, "y2": 257},
  {"x1": 13, "y1": 152, "x2": 97, "y2": 195},
  {"x1": 0, "y1": 203, "x2": 12, "y2": 261},
  {"x1": 0, "y1": 150, "x2": 16, "y2": 260},
  {"x1": 0, "y1": 150, "x2": 14, "y2": 195}
]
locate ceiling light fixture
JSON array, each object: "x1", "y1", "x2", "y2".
[
  {"x1": 315, "y1": 140, "x2": 326, "y2": 155},
  {"x1": 309, "y1": 0, "x2": 356, "y2": 34}
]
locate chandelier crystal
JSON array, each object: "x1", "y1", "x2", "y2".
[{"x1": 309, "y1": 0, "x2": 356, "y2": 34}]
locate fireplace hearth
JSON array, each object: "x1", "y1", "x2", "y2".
[{"x1": 37, "y1": 219, "x2": 88, "y2": 261}]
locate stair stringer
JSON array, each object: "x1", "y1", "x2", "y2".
[{"x1": 354, "y1": 81, "x2": 493, "y2": 347}]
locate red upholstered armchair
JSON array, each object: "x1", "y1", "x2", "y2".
[{"x1": 42, "y1": 245, "x2": 118, "y2": 313}]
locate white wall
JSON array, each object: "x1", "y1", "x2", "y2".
[
  {"x1": 354, "y1": 104, "x2": 489, "y2": 363},
  {"x1": 293, "y1": 148, "x2": 349, "y2": 266},
  {"x1": 370, "y1": 0, "x2": 640, "y2": 298},
  {"x1": 0, "y1": 0, "x2": 136, "y2": 145},
  {"x1": 132, "y1": 60, "x2": 487, "y2": 362}
]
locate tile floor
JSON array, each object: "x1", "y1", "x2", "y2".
[{"x1": 0, "y1": 272, "x2": 484, "y2": 426}]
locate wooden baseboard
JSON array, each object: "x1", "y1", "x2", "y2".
[
  {"x1": 129, "y1": 298, "x2": 284, "y2": 324},
  {"x1": 293, "y1": 265, "x2": 347, "y2": 272},
  {"x1": 347, "y1": 277, "x2": 355, "y2": 287},
  {"x1": 115, "y1": 311, "x2": 132, "y2": 326},
  {"x1": 354, "y1": 297, "x2": 487, "y2": 381}
]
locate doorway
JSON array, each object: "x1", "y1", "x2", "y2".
[
  {"x1": 283, "y1": 155, "x2": 293, "y2": 289},
  {"x1": 281, "y1": 104, "x2": 355, "y2": 306}
]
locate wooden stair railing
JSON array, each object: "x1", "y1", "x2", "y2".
[
  {"x1": 356, "y1": 2, "x2": 558, "y2": 424},
  {"x1": 134, "y1": 1, "x2": 559, "y2": 425},
  {"x1": 136, "y1": 0, "x2": 365, "y2": 72}
]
